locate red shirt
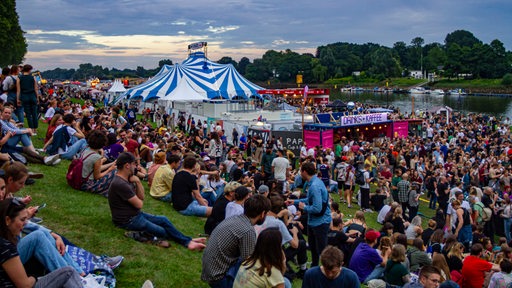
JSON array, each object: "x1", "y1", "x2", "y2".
[
  {"x1": 125, "y1": 139, "x2": 139, "y2": 154},
  {"x1": 461, "y1": 255, "x2": 492, "y2": 288}
]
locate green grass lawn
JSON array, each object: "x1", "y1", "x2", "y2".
[{"x1": 24, "y1": 121, "x2": 435, "y2": 287}]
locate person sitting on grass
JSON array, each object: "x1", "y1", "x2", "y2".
[
  {"x1": 172, "y1": 156, "x2": 212, "y2": 217},
  {"x1": 150, "y1": 154, "x2": 180, "y2": 202},
  {"x1": 79, "y1": 129, "x2": 117, "y2": 196},
  {"x1": 233, "y1": 228, "x2": 290, "y2": 288},
  {"x1": 44, "y1": 113, "x2": 88, "y2": 160},
  {"x1": 0, "y1": 106, "x2": 60, "y2": 166},
  {"x1": 302, "y1": 245, "x2": 360, "y2": 288},
  {"x1": 0, "y1": 198, "x2": 83, "y2": 288},
  {"x1": 108, "y1": 152, "x2": 206, "y2": 250}
]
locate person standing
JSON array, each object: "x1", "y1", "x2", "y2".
[
  {"x1": 271, "y1": 149, "x2": 290, "y2": 193},
  {"x1": 16, "y1": 65, "x2": 39, "y2": 134},
  {"x1": 201, "y1": 194, "x2": 271, "y2": 288},
  {"x1": 232, "y1": 128, "x2": 239, "y2": 147},
  {"x1": 360, "y1": 164, "x2": 372, "y2": 212},
  {"x1": 397, "y1": 173, "x2": 411, "y2": 219},
  {"x1": 286, "y1": 161, "x2": 331, "y2": 267}
]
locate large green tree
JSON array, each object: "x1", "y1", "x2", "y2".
[{"x1": 0, "y1": 0, "x2": 27, "y2": 67}]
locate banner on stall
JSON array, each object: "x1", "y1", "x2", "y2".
[
  {"x1": 272, "y1": 131, "x2": 303, "y2": 156},
  {"x1": 340, "y1": 113, "x2": 388, "y2": 126}
]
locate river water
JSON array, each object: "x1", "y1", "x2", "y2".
[{"x1": 331, "y1": 92, "x2": 512, "y2": 119}]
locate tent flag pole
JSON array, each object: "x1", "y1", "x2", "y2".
[{"x1": 302, "y1": 85, "x2": 308, "y2": 131}]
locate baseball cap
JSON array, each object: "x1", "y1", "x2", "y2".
[
  {"x1": 365, "y1": 230, "x2": 380, "y2": 242},
  {"x1": 203, "y1": 156, "x2": 211, "y2": 161},
  {"x1": 258, "y1": 185, "x2": 269, "y2": 194}
]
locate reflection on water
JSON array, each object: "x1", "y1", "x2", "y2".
[{"x1": 331, "y1": 92, "x2": 512, "y2": 118}]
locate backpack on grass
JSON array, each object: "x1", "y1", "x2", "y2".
[{"x1": 66, "y1": 151, "x2": 95, "y2": 190}]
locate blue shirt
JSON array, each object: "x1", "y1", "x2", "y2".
[
  {"x1": 302, "y1": 266, "x2": 360, "y2": 288},
  {"x1": 294, "y1": 175, "x2": 331, "y2": 227},
  {"x1": 348, "y1": 242, "x2": 383, "y2": 283}
]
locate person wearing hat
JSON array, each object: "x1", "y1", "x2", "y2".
[
  {"x1": 257, "y1": 184, "x2": 269, "y2": 197},
  {"x1": 204, "y1": 181, "x2": 242, "y2": 235},
  {"x1": 108, "y1": 152, "x2": 205, "y2": 250},
  {"x1": 349, "y1": 229, "x2": 390, "y2": 284}
]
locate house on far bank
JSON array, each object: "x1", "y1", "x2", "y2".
[
  {"x1": 352, "y1": 71, "x2": 361, "y2": 76},
  {"x1": 409, "y1": 70, "x2": 423, "y2": 79}
]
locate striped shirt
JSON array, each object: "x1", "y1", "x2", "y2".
[{"x1": 201, "y1": 214, "x2": 256, "y2": 283}]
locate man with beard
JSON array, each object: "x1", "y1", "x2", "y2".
[
  {"x1": 107, "y1": 152, "x2": 205, "y2": 250},
  {"x1": 201, "y1": 194, "x2": 271, "y2": 287}
]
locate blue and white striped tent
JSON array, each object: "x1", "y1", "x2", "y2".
[{"x1": 123, "y1": 52, "x2": 263, "y2": 102}]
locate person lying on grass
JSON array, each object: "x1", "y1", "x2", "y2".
[{"x1": 108, "y1": 152, "x2": 206, "y2": 251}]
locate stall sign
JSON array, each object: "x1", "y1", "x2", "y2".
[
  {"x1": 340, "y1": 113, "x2": 388, "y2": 126},
  {"x1": 272, "y1": 131, "x2": 303, "y2": 156}
]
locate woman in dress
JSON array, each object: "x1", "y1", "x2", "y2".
[{"x1": 234, "y1": 228, "x2": 287, "y2": 288}]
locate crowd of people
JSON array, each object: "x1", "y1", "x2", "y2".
[{"x1": 3, "y1": 63, "x2": 512, "y2": 287}]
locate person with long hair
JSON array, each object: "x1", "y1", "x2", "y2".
[
  {"x1": 16, "y1": 65, "x2": 39, "y2": 134},
  {"x1": 0, "y1": 198, "x2": 83, "y2": 287},
  {"x1": 390, "y1": 207, "x2": 406, "y2": 234},
  {"x1": 44, "y1": 113, "x2": 63, "y2": 144},
  {"x1": 344, "y1": 165, "x2": 355, "y2": 208},
  {"x1": 80, "y1": 130, "x2": 117, "y2": 196},
  {"x1": 383, "y1": 244, "x2": 410, "y2": 286},
  {"x1": 344, "y1": 211, "x2": 367, "y2": 236},
  {"x1": 209, "y1": 132, "x2": 223, "y2": 166},
  {"x1": 432, "y1": 253, "x2": 451, "y2": 282},
  {"x1": 447, "y1": 242, "x2": 465, "y2": 284},
  {"x1": 233, "y1": 228, "x2": 287, "y2": 288}
]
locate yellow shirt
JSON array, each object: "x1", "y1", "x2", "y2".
[{"x1": 150, "y1": 165, "x2": 175, "y2": 198}]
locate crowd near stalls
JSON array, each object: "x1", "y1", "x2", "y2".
[{"x1": 4, "y1": 64, "x2": 512, "y2": 288}]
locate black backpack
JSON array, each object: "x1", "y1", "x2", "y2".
[{"x1": 355, "y1": 170, "x2": 366, "y2": 185}]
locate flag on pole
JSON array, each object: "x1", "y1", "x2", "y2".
[{"x1": 303, "y1": 85, "x2": 309, "y2": 101}]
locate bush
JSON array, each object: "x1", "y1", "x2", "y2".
[{"x1": 502, "y1": 73, "x2": 512, "y2": 86}]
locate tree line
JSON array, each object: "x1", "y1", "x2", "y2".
[
  {"x1": 39, "y1": 30, "x2": 512, "y2": 84},
  {"x1": 1, "y1": 2, "x2": 510, "y2": 85}
]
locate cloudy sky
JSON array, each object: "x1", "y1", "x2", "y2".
[{"x1": 17, "y1": 0, "x2": 512, "y2": 71}]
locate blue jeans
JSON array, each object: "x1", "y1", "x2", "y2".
[
  {"x1": 457, "y1": 225, "x2": 473, "y2": 247},
  {"x1": 201, "y1": 191, "x2": 217, "y2": 206},
  {"x1": 153, "y1": 192, "x2": 172, "y2": 202},
  {"x1": 14, "y1": 106, "x2": 24, "y2": 124},
  {"x1": 180, "y1": 200, "x2": 208, "y2": 216},
  {"x1": 208, "y1": 259, "x2": 242, "y2": 288},
  {"x1": 364, "y1": 265, "x2": 385, "y2": 284},
  {"x1": 59, "y1": 138, "x2": 87, "y2": 160},
  {"x1": 7, "y1": 133, "x2": 32, "y2": 148},
  {"x1": 505, "y1": 218, "x2": 512, "y2": 243},
  {"x1": 120, "y1": 212, "x2": 191, "y2": 247},
  {"x1": 18, "y1": 230, "x2": 83, "y2": 274}
]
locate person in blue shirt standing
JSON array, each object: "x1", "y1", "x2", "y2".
[
  {"x1": 302, "y1": 246, "x2": 360, "y2": 288},
  {"x1": 286, "y1": 161, "x2": 331, "y2": 267}
]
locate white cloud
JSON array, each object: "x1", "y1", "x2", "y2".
[
  {"x1": 178, "y1": 31, "x2": 186, "y2": 35},
  {"x1": 26, "y1": 29, "x2": 97, "y2": 37},
  {"x1": 240, "y1": 41, "x2": 255, "y2": 45},
  {"x1": 272, "y1": 39, "x2": 290, "y2": 45},
  {"x1": 28, "y1": 39, "x2": 61, "y2": 44},
  {"x1": 171, "y1": 21, "x2": 187, "y2": 26},
  {"x1": 206, "y1": 25, "x2": 239, "y2": 34}
]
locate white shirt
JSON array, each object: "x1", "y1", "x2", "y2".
[
  {"x1": 272, "y1": 157, "x2": 290, "y2": 181},
  {"x1": 45, "y1": 107, "x2": 55, "y2": 119},
  {"x1": 225, "y1": 202, "x2": 244, "y2": 219}
]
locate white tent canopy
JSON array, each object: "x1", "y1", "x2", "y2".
[
  {"x1": 123, "y1": 52, "x2": 263, "y2": 103},
  {"x1": 108, "y1": 80, "x2": 127, "y2": 93}
]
